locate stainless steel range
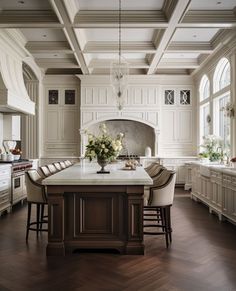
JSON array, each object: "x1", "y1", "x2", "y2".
[{"x1": 11, "y1": 160, "x2": 32, "y2": 205}]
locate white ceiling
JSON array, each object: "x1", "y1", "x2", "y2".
[{"x1": 1, "y1": 0, "x2": 236, "y2": 75}]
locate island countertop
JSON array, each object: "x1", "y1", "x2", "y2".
[{"x1": 42, "y1": 162, "x2": 153, "y2": 186}]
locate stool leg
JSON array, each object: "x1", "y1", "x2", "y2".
[
  {"x1": 36, "y1": 204, "x2": 40, "y2": 237},
  {"x1": 163, "y1": 207, "x2": 169, "y2": 248},
  {"x1": 26, "y1": 202, "x2": 31, "y2": 241},
  {"x1": 40, "y1": 204, "x2": 44, "y2": 230},
  {"x1": 167, "y1": 206, "x2": 172, "y2": 243}
]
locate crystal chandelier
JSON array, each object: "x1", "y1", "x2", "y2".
[{"x1": 110, "y1": 0, "x2": 129, "y2": 111}]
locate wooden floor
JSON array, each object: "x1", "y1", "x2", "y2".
[{"x1": 0, "y1": 188, "x2": 236, "y2": 291}]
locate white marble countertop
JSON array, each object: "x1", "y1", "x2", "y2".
[
  {"x1": 189, "y1": 161, "x2": 236, "y2": 176},
  {"x1": 42, "y1": 162, "x2": 153, "y2": 186}
]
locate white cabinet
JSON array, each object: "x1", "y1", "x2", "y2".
[
  {"x1": 3, "y1": 115, "x2": 21, "y2": 140},
  {"x1": 160, "y1": 157, "x2": 197, "y2": 185},
  {"x1": 191, "y1": 164, "x2": 236, "y2": 224},
  {"x1": 0, "y1": 164, "x2": 11, "y2": 216},
  {"x1": 44, "y1": 87, "x2": 79, "y2": 157}
]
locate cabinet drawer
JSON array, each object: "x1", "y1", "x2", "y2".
[
  {"x1": 0, "y1": 192, "x2": 10, "y2": 204},
  {"x1": 0, "y1": 179, "x2": 10, "y2": 192},
  {"x1": 0, "y1": 168, "x2": 11, "y2": 177}
]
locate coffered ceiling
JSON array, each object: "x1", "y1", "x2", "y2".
[{"x1": 1, "y1": 0, "x2": 236, "y2": 75}]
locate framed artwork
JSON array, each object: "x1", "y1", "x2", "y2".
[
  {"x1": 164, "y1": 90, "x2": 175, "y2": 105},
  {"x1": 65, "y1": 90, "x2": 76, "y2": 105},
  {"x1": 48, "y1": 90, "x2": 58, "y2": 105}
]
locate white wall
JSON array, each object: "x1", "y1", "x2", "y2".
[{"x1": 0, "y1": 113, "x2": 3, "y2": 152}]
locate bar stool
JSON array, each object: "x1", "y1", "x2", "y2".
[
  {"x1": 47, "y1": 164, "x2": 57, "y2": 174},
  {"x1": 39, "y1": 165, "x2": 51, "y2": 177},
  {"x1": 59, "y1": 161, "x2": 66, "y2": 169},
  {"x1": 53, "y1": 162, "x2": 62, "y2": 171},
  {"x1": 144, "y1": 170, "x2": 176, "y2": 248},
  {"x1": 64, "y1": 160, "x2": 71, "y2": 167},
  {"x1": 25, "y1": 170, "x2": 48, "y2": 240}
]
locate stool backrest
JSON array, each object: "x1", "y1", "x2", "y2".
[
  {"x1": 149, "y1": 171, "x2": 176, "y2": 207},
  {"x1": 40, "y1": 166, "x2": 51, "y2": 177},
  {"x1": 25, "y1": 170, "x2": 47, "y2": 203},
  {"x1": 147, "y1": 164, "x2": 164, "y2": 178},
  {"x1": 54, "y1": 162, "x2": 62, "y2": 171},
  {"x1": 59, "y1": 161, "x2": 66, "y2": 169},
  {"x1": 64, "y1": 160, "x2": 71, "y2": 167},
  {"x1": 47, "y1": 164, "x2": 57, "y2": 174}
]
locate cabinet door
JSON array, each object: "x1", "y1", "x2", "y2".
[
  {"x1": 46, "y1": 110, "x2": 60, "y2": 141},
  {"x1": 62, "y1": 110, "x2": 77, "y2": 142},
  {"x1": 177, "y1": 110, "x2": 192, "y2": 142},
  {"x1": 161, "y1": 110, "x2": 176, "y2": 143}
]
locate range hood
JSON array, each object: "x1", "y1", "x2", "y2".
[{"x1": 0, "y1": 47, "x2": 35, "y2": 115}]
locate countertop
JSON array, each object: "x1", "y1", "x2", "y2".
[
  {"x1": 42, "y1": 162, "x2": 153, "y2": 186},
  {"x1": 189, "y1": 161, "x2": 236, "y2": 176}
]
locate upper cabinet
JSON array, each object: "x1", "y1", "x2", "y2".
[
  {"x1": 3, "y1": 115, "x2": 21, "y2": 140},
  {"x1": 163, "y1": 88, "x2": 192, "y2": 106}
]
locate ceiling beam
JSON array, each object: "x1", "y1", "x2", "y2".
[
  {"x1": 36, "y1": 58, "x2": 79, "y2": 69},
  {"x1": 26, "y1": 41, "x2": 72, "y2": 54},
  {"x1": 167, "y1": 41, "x2": 213, "y2": 53},
  {"x1": 0, "y1": 10, "x2": 63, "y2": 28},
  {"x1": 74, "y1": 10, "x2": 168, "y2": 28},
  {"x1": 89, "y1": 59, "x2": 149, "y2": 69},
  {"x1": 158, "y1": 58, "x2": 199, "y2": 69},
  {"x1": 178, "y1": 10, "x2": 236, "y2": 28},
  {"x1": 50, "y1": 0, "x2": 89, "y2": 74},
  {"x1": 148, "y1": 0, "x2": 191, "y2": 74},
  {"x1": 83, "y1": 41, "x2": 156, "y2": 54}
]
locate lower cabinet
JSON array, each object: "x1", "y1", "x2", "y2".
[
  {"x1": 160, "y1": 157, "x2": 198, "y2": 185},
  {"x1": 191, "y1": 164, "x2": 236, "y2": 224},
  {"x1": 0, "y1": 165, "x2": 11, "y2": 216}
]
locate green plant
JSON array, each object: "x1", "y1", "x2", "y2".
[
  {"x1": 85, "y1": 124, "x2": 124, "y2": 161},
  {"x1": 198, "y1": 152, "x2": 209, "y2": 158},
  {"x1": 200, "y1": 135, "x2": 224, "y2": 162}
]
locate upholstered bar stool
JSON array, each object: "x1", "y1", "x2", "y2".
[
  {"x1": 59, "y1": 161, "x2": 66, "y2": 169},
  {"x1": 39, "y1": 165, "x2": 51, "y2": 178},
  {"x1": 64, "y1": 160, "x2": 72, "y2": 167},
  {"x1": 25, "y1": 170, "x2": 48, "y2": 240},
  {"x1": 145, "y1": 163, "x2": 165, "y2": 178},
  {"x1": 144, "y1": 170, "x2": 176, "y2": 248},
  {"x1": 47, "y1": 164, "x2": 57, "y2": 174},
  {"x1": 145, "y1": 162, "x2": 158, "y2": 173},
  {"x1": 53, "y1": 162, "x2": 62, "y2": 171}
]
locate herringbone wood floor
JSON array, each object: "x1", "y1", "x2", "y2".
[{"x1": 0, "y1": 188, "x2": 236, "y2": 291}]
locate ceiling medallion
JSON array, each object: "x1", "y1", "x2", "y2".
[{"x1": 110, "y1": 0, "x2": 129, "y2": 111}]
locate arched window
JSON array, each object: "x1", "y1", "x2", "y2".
[
  {"x1": 199, "y1": 74, "x2": 210, "y2": 101},
  {"x1": 213, "y1": 57, "x2": 230, "y2": 93}
]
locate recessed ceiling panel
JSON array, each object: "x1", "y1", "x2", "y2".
[
  {"x1": 77, "y1": 0, "x2": 164, "y2": 10},
  {"x1": 20, "y1": 28, "x2": 67, "y2": 41},
  {"x1": 189, "y1": 0, "x2": 236, "y2": 10},
  {"x1": 172, "y1": 28, "x2": 219, "y2": 42},
  {"x1": 32, "y1": 53, "x2": 74, "y2": 59},
  {"x1": 0, "y1": 0, "x2": 51, "y2": 10},
  {"x1": 78, "y1": 28, "x2": 154, "y2": 42}
]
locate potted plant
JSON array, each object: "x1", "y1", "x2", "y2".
[
  {"x1": 85, "y1": 123, "x2": 124, "y2": 173},
  {"x1": 198, "y1": 152, "x2": 209, "y2": 163},
  {"x1": 230, "y1": 157, "x2": 236, "y2": 168},
  {"x1": 200, "y1": 135, "x2": 223, "y2": 162}
]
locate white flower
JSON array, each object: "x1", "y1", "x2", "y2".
[
  {"x1": 104, "y1": 148, "x2": 108, "y2": 153},
  {"x1": 91, "y1": 150, "x2": 96, "y2": 157},
  {"x1": 101, "y1": 144, "x2": 105, "y2": 148}
]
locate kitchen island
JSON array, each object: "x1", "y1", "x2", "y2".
[{"x1": 42, "y1": 162, "x2": 153, "y2": 256}]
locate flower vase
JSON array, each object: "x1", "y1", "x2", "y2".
[
  {"x1": 232, "y1": 162, "x2": 236, "y2": 169},
  {"x1": 97, "y1": 158, "x2": 110, "y2": 174}
]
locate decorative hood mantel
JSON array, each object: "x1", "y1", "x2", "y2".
[{"x1": 0, "y1": 30, "x2": 35, "y2": 115}]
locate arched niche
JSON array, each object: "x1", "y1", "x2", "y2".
[{"x1": 80, "y1": 119, "x2": 160, "y2": 157}]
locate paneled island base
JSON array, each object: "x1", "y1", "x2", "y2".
[{"x1": 46, "y1": 184, "x2": 145, "y2": 256}]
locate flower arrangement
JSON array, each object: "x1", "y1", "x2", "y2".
[
  {"x1": 220, "y1": 102, "x2": 234, "y2": 118},
  {"x1": 200, "y1": 135, "x2": 224, "y2": 162},
  {"x1": 85, "y1": 123, "x2": 124, "y2": 162}
]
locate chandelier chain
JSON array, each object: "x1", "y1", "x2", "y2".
[{"x1": 119, "y1": 0, "x2": 121, "y2": 64}]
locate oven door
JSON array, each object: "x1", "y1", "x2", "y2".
[{"x1": 12, "y1": 173, "x2": 24, "y2": 204}]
